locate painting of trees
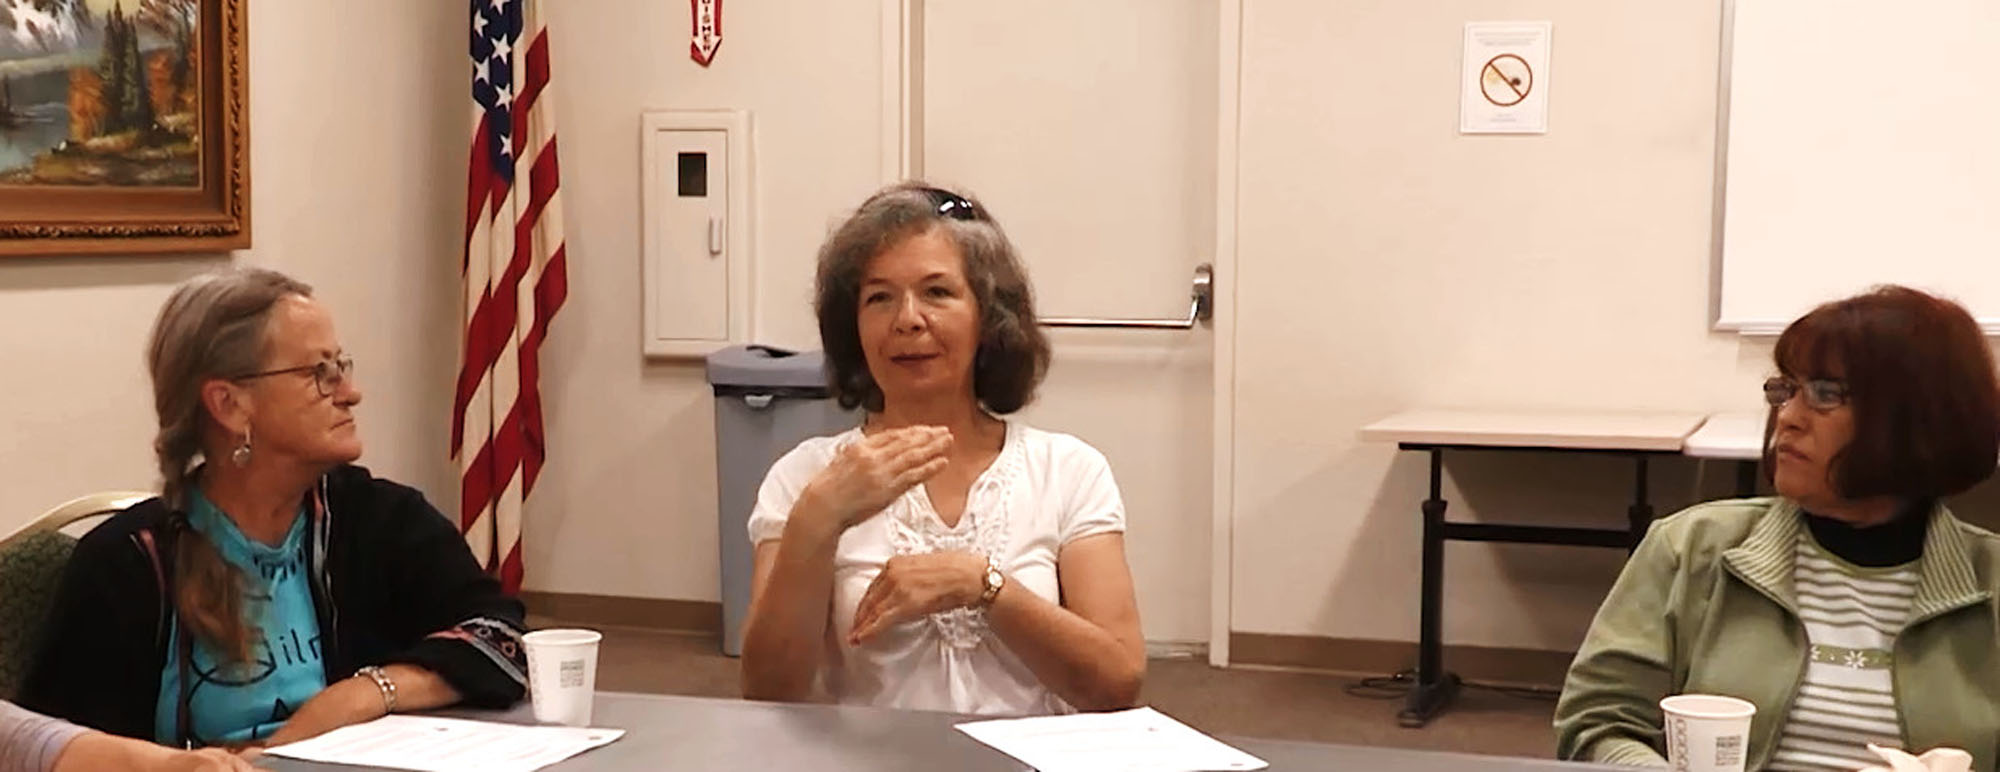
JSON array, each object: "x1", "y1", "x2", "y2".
[
  {"x1": 94, "y1": 2, "x2": 154, "y2": 136},
  {"x1": 137, "y1": 0, "x2": 194, "y2": 115},
  {"x1": 0, "y1": 0, "x2": 248, "y2": 255}
]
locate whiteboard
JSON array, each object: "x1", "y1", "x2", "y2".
[{"x1": 1718, "y1": 0, "x2": 2000, "y2": 334}]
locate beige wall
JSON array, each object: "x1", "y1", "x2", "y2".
[
  {"x1": 510, "y1": 0, "x2": 1768, "y2": 655},
  {"x1": 522, "y1": 0, "x2": 892, "y2": 601},
  {"x1": 921, "y1": 0, "x2": 1217, "y2": 644},
  {"x1": 0, "y1": 0, "x2": 463, "y2": 534},
  {"x1": 530, "y1": 0, "x2": 1217, "y2": 646},
  {"x1": 0, "y1": 0, "x2": 898, "y2": 619},
  {"x1": 14, "y1": 0, "x2": 2000, "y2": 660},
  {"x1": 1230, "y1": 0, "x2": 1756, "y2": 650}
]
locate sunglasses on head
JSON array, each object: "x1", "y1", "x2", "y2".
[{"x1": 919, "y1": 187, "x2": 980, "y2": 221}]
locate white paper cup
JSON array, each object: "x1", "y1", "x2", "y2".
[
  {"x1": 1661, "y1": 694, "x2": 1757, "y2": 772},
  {"x1": 523, "y1": 628, "x2": 603, "y2": 726}
]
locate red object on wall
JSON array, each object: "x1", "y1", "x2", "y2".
[{"x1": 691, "y1": 0, "x2": 723, "y2": 66}]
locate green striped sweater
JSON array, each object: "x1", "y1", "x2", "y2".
[{"x1": 1766, "y1": 537, "x2": 1918, "y2": 772}]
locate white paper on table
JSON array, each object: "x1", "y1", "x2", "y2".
[
  {"x1": 262, "y1": 715, "x2": 624, "y2": 772},
  {"x1": 955, "y1": 707, "x2": 1268, "y2": 772}
]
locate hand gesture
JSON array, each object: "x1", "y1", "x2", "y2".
[
  {"x1": 848, "y1": 551, "x2": 988, "y2": 645},
  {"x1": 806, "y1": 426, "x2": 952, "y2": 531}
]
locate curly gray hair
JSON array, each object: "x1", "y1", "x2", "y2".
[{"x1": 813, "y1": 182, "x2": 1050, "y2": 414}]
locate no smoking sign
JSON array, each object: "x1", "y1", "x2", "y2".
[
  {"x1": 1461, "y1": 22, "x2": 1551, "y2": 134},
  {"x1": 1480, "y1": 54, "x2": 1532, "y2": 107}
]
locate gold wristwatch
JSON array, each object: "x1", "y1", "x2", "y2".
[{"x1": 978, "y1": 554, "x2": 1006, "y2": 607}]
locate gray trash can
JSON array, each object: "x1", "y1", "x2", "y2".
[{"x1": 707, "y1": 345, "x2": 857, "y2": 656}]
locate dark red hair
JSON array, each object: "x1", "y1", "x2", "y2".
[{"x1": 1768, "y1": 285, "x2": 2000, "y2": 499}]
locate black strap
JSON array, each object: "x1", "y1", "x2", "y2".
[
  {"x1": 135, "y1": 529, "x2": 169, "y2": 647},
  {"x1": 133, "y1": 526, "x2": 196, "y2": 748},
  {"x1": 176, "y1": 615, "x2": 194, "y2": 748}
]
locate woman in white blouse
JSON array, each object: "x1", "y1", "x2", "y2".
[{"x1": 740, "y1": 183, "x2": 1145, "y2": 716}]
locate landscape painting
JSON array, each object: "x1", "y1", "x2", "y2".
[
  {"x1": 0, "y1": 0, "x2": 248, "y2": 255},
  {"x1": 2, "y1": 0, "x2": 200, "y2": 185}
]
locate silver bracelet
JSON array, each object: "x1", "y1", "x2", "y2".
[{"x1": 355, "y1": 665, "x2": 398, "y2": 713}]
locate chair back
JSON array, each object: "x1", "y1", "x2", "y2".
[{"x1": 0, "y1": 491, "x2": 152, "y2": 700}]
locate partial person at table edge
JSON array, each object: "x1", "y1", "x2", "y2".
[
  {"x1": 0, "y1": 700, "x2": 252, "y2": 772},
  {"x1": 1555, "y1": 285, "x2": 2000, "y2": 771},
  {"x1": 19, "y1": 267, "x2": 528, "y2": 748},
  {"x1": 739, "y1": 181, "x2": 1147, "y2": 715}
]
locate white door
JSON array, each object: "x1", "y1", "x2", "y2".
[{"x1": 891, "y1": 0, "x2": 1221, "y2": 649}]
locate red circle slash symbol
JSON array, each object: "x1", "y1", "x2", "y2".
[{"x1": 1480, "y1": 54, "x2": 1532, "y2": 107}]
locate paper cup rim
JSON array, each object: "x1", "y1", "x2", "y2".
[
  {"x1": 524, "y1": 628, "x2": 604, "y2": 646},
  {"x1": 1660, "y1": 694, "x2": 1757, "y2": 719}
]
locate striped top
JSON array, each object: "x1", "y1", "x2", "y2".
[
  {"x1": 0, "y1": 700, "x2": 88, "y2": 772},
  {"x1": 1767, "y1": 537, "x2": 1918, "y2": 772}
]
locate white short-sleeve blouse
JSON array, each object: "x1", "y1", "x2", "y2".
[{"x1": 746, "y1": 421, "x2": 1127, "y2": 716}]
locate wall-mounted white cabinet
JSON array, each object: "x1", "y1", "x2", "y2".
[{"x1": 642, "y1": 110, "x2": 753, "y2": 358}]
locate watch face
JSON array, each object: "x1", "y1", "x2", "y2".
[{"x1": 984, "y1": 564, "x2": 1004, "y2": 600}]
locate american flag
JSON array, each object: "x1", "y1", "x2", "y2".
[{"x1": 454, "y1": 0, "x2": 568, "y2": 595}]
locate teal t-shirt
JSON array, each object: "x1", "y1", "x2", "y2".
[{"x1": 154, "y1": 490, "x2": 327, "y2": 745}]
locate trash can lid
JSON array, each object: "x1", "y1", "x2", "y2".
[{"x1": 705, "y1": 345, "x2": 830, "y2": 389}]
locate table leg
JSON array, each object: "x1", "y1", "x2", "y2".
[
  {"x1": 1625, "y1": 455, "x2": 1654, "y2": 550},
  {"x1": 1400, "y1": 448, "x2": 1461, "y2": 728},
  {"x1": 1734, "y1": 459, "x2": 1758, "y2": 498}
]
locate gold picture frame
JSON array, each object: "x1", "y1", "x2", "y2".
[{"x1": 0, "y1": 0, "x2": 247, "y2": 256}]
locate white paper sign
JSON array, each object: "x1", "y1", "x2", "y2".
[{"x1": 1460, "y1": 21, "x2": 1552, "y2": 134}]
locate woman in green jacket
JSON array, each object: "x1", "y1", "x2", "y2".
[{"x1": 1555, "y1": 286, "x2": 2000, "y2": 771}]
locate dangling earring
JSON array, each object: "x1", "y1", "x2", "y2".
[{"x1": 231, "y1": 427, "x2": 252, "y2": 468}]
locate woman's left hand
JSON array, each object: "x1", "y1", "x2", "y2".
[{"x1": 848, "y1": 551, "x2": 989, "y2": 645}]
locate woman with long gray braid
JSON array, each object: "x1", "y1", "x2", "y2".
[{"x1": 20, "y1": 267, "x2": 526, "y2": 748}]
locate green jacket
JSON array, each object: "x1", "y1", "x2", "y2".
[{"x1": 1554, "y1": 498, "x2": 2000, "y2": 770}]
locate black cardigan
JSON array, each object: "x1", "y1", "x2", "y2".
[{"x1": 18, "y1": 465, "x2": 528, "y2": 742}]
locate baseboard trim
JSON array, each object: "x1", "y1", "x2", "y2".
[
  {"x1": 1229, "y1": 632, "x2": 1573, "y2": 689},
  {"x1": 520, "y1": 592, "x2": 721, "y2": 634},
  {"x1": 516, "y1": 594, "x2": 1570, "y2": 687},
  {"x1": 1145, "y1": 640, "x2": 1210, "y2": 660}
]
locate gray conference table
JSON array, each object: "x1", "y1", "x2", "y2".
[{"x1": 261, "y1": 691, "x2": 1626, "y2": 771}]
